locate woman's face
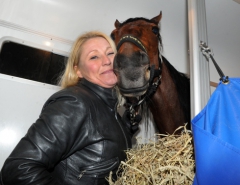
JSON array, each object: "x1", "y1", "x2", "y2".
[{"x1": 75, "y1": 37, "x2": 117, "y2": 88}]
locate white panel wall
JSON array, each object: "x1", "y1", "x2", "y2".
[
  {"x1": 0, "y1": 0, "x2": 189, "y2": 73},
  {"x1": 0, "y1": 75, "x2": 60, "y2": 168},
  {"x1": 0, "y1": 0, "x2": 188, "y2": 167},
  {"x1": 206, "y1": 0, "x2": 240, "y2": 92}
]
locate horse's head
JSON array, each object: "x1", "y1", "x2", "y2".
[{"x1": 111, "y1": 12, "x2": 162, "y2": 97}]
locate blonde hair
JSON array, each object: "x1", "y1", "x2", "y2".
[{"x1": 58, "y1": 31, "x2": 117, "y2": 88}]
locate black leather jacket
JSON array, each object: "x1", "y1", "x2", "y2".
[{"x1": 0, "y1": 79, "x2": 132, "y2": 185}]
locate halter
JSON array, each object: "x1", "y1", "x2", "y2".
[
  {"x1": 116, "y1": 35, "x2": 162, "y2": 124},
  {"x1": 117, "y1": 35, "x2": 147, "y2": 53}
]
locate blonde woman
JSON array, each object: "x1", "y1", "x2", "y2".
[{"x1": 0, "y1": 31, "x2": 139, "y2": 185}]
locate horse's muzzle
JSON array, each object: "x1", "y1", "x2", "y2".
[
  {"x1": 113, "y1": 51, "x2": 150, "y2": 97},
  {"x1": 118, "y1": 82, "x2": 149, "y2": 97},
  {"x1": 115, "y1": 65, "x2": 150, "y2": 97}
]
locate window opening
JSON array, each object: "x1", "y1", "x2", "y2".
[{"x1": 0, "y1": 41, "x2": 68, "y2": 85}]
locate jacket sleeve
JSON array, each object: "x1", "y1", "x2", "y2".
[{"x1": 0, "y1": 91, "x2": 88, "y2": 185}]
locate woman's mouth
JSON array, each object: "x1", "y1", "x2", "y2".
[{"x1": 102, "y1": 69, "x2": 114, "y2": 74}]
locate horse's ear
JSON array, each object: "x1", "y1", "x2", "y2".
[
  {"x1": 114, "y1": 19, "x2": 121, "y2": 28},
  {"x1": 151, "y1": 11, "x2": 162, "y2": 25}
]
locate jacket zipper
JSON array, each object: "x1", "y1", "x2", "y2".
[{"x1": 77, "y1": 158, "x2": 119, "y2": 180}]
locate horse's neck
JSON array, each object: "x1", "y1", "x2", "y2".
[{"x1": 149, "y1": 62, "x2": 185, "y2": 134}]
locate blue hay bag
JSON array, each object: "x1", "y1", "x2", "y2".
[{"x1": 192, "y1": 77, "x2": 240, "y2": 185}]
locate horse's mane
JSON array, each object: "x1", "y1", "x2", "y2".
[
  {"x1": 119, "y1": 17, "x2": 157, "y2": 27},
  {"x1": 162, "y1": 56, "x2": 190, "y2": 125}
]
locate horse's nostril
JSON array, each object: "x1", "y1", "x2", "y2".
[{"x1": 139, "y1": 51, "x2": 149, "y2": 65}]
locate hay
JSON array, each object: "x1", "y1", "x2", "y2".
[{"x1": 108, "y1": 126, "x2": 195, "y2": 185}]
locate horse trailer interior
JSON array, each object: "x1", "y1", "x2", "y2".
[{"x1": 0, "y1": 0, "x2": 240, "y2": 169}]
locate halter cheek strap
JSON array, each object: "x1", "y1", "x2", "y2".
[{"x1": 147, "y1": 64, "x2": 162, "y2": 96}]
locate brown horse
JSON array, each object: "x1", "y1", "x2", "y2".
[{"x1": 111, "y1": 12, "x2": 190, "y2": 134}]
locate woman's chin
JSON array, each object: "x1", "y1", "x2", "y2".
[
  {"x1": 100, "y1": 78, "x2": 117, "y2": 88},
  {"x1": 102, "y1": 74, "x2": 117, "y2": 86}
]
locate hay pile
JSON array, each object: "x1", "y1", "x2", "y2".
[{"x1": 108, "y1": 127, "x2": 195, "y2": 185}]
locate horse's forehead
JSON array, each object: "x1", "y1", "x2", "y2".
[
  {"x1": 114, "y1": 22, "x2": 155, "y2": 38},
  {"x1": 121, "y1": 20, "x2": 153, "y2": 29}
]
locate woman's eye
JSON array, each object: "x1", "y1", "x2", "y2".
[
  {"x1": 90, "y1": 56, "x2": 98, "y2": 60},
  {"x1": 108, "y1": 52, "x2": 114, "y2": 56}
]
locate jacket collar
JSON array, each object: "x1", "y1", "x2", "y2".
[{"x1": 78, "y1": 78, "x2": 117, "y2": 109}]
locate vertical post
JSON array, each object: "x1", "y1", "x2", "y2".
[{"x1": 188, "y1": 0, "x2": 210, "y2": 119}]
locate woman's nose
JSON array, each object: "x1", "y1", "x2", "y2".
[{"x1": 102, "y1": 55, "x2": 111, "y2": 65}]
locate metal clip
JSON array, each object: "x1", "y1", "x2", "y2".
[
  {"x1": 199, "y1": 41, "x2": 213, "y2": 59},
  {"x1": 77, "y1": 170, "x2": 86, "y2": 180},
  {"x1": 129, "y1": 105, "x2": 136, "y2": 124}
]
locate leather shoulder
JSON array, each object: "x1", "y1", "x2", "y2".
[{"x1": 42, "y1": 85, "x2": 94, "y2": 110}]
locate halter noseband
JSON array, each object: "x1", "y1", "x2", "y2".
[
  {"x1": 116, "y1": 35, "x2": 162, "y2": 124},
  {"x1": 117, "y1": 35, "x2": 147, "y2": 54}
]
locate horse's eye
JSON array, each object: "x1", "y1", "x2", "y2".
[
  {"x1": 152, "y1": 27, "x2": 159, "y2": 35},
  {"x1": 110, "y1": 33, "x2": 115, "y2": 40}
]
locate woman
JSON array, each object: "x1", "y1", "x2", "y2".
[{"x1": 0, "y1": 31, "x2": 137, "y2": 185}]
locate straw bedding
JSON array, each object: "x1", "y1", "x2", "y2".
[{"x1": 108, "y1": 126, "x2": 195, "y2": 185}]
